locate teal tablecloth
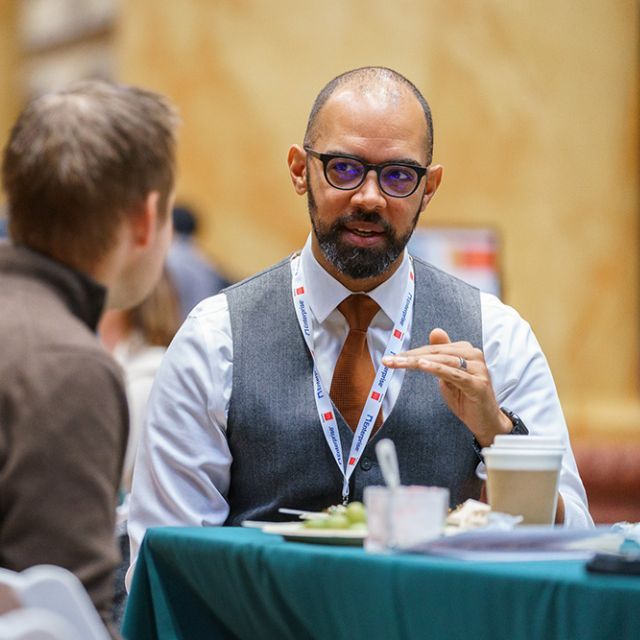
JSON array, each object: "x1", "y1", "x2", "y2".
[{"x1": 122, "y1": 527, "x2": 640, "y2": 640}]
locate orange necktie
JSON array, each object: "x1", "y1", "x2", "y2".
[{"x1": 330, "y1": 294, "x2": 383, "y2": 433}]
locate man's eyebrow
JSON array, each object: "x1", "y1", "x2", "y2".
[
  {"x1": 323, "y1": 149, "x2": 424, "y2": 167},
  {"x1": 392, "y1": 157, "x2": 424, "y2": 167}
]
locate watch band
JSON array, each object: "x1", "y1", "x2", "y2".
[{"x1": 471, "y1": 407, "x2": 529, "y2": 460}]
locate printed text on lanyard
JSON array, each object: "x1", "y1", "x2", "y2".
[{"x1": 290, "y1": 258, "x2": 414, "y2": 503}]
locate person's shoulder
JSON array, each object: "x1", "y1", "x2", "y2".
[
  {"x1": 57, "y1": 349, "x2": 125, "y2": 394},
  {"x1": 38, "y1": 326, "x2": 125, "y2": 394},
  {"x1": 0, "y1": 285, "x2": 116, "y2": 378},
  {"x1": 3, "y1": 334, "x2": 127, "y2": 442},
  {"x1": 480, "y1": 291, "x2": 527, "y2": 323},
  {"x1": 223, "y1": 257, "x2": 292, "y2": 294},
  {"x1": 480, "y1": 291, "x2": 536, "y2": 346},
  {"x1": 411, "y1": 255, "x2": 480, "y2": 292},
  {"x1": 186, "y1": 290, "x2": 229, "y2": 322},
  {"x1": 222, "y1": 258, "x2": 293, "y2": 315},
  {"x1": 44, "y1": 314, "x2": 120, "y2": 373}
]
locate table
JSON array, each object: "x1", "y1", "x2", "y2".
[{"x1": 122, "y1": 527, "x2": 640, "y2": 640}]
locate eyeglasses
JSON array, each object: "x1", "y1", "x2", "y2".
[{"x1": 304, "y1": 146, "x2": 428, "y2": 198}]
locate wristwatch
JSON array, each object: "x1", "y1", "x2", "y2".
[
  {"x1": 499, "y1": 407, "x2": 529, "y2": 436},
  {"x1": 472, "y1": 407, "x2": 529, "y2": 460}
]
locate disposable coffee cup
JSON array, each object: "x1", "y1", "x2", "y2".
[
  {"x1": 482, "y1": 446, "x2": 563, "y2": 525},
  {"x1": 363, "y1": 485, "x2": 449, "y2": 552}
]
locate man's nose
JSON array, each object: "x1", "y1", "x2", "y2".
[{"x1": 351, "y1": 170, "x2": 387, "y2": 209}]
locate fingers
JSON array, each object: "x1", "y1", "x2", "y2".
[
  {"x1": 415, "y1": 355, "x2": 476, "y2": 386},
  {"x1": 384, "y1": 353, "x2": 472, "y2": 373},
  {"x1": 382, "y1": 351, "x2": 479, "y2": 390},
  {"x1": 382, "y1": 329, "x2": 484, "y2": 395},
  {"x1": 429, "y1": 328, "x2": 451, "y2": 345},
  {"x1": 381, "y1": 328, "x2": 501, "y2": 443},
  {"x1": 383, "y1": 340, "x2": 479, "y2": 367}
]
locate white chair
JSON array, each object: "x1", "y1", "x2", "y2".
[
  {"x1": 0, "y1": 565, "x2": 110, "y2": 640},
  {"x1": 0, "y1": 608, "x2": 81, "y2": 640}
]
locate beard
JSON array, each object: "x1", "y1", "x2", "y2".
[{"x1": 307, "y1": 185, "x2": 421, "y2": 280}]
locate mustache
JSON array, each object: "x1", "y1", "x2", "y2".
[{"x1": 331, "y1": 210, "x2": 393, "y2": 235}]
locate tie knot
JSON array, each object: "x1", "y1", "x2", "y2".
[{"x1": 338, "y1": 295, "x2": 380, "y2": 332}]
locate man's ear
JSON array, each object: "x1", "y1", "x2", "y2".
[
  {"x1": 288, "y1": 145, "x2": 308, "y2": 195},
  {"x1": 419, "y1": 164, "x2": 443, "y2": 212},
  {"x1": 131, "y1": 192, "x2": 160, "y2": 248}
]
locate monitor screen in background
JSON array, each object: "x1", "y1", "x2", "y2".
[{"x1": 409, "y1": 227, "x2": 501, "y2": 298}]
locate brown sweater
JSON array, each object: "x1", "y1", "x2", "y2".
[{"x1": 0, "y1": 243, "x2": 128, "y2": 630}]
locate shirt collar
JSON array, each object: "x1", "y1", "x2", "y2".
[{"x1": 300, "y1": 235, "x2": 411, "y2": 324}]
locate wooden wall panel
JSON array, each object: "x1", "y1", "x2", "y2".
[
  {"x1": 0, "y1": 0, "x2": 19, "y2": 202},
  {"x1": 113, "y1": 1, "x2": 638, "y2": 438}
]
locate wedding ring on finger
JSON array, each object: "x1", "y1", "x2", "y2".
[{"x1": 458, "y1": 356, "x2": 468, "y2": 370}]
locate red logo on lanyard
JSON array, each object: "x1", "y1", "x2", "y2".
[
  {"x1": 323, "y1": 411, "x2": 334, "y2": 421},
  {"x1": 393, "y1": 329, "x2": 403, "y2": 339},
  {"x1": 349, "y1": 457, "x2": 356, "y2": 465},
  {"x1": 371, "y1": 391, "x2": 381, "y2": 401},
  {"x1": 410, "y1": 271, "x2": 414, "y2": 281},
  {"x1": 296, "y1": 286, "x2": 305, "y2": 295}
]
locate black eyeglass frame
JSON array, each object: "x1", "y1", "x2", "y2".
[{"x1": 304, "y1": 146, "x2": 429, "y2": 198}]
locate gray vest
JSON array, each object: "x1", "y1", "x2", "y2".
[{"x1": 224, "y1": 256, "x2": 483, "y2": 525}]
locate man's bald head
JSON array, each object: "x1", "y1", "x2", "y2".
[{"x1": 304, "y1": 67, "x2": 434, "y2": 165}]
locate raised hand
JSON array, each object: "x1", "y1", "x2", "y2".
[{"x1": 382, "y1": 328, "x2": 512, "y2": 446}]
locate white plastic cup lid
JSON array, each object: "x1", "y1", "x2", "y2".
[
  {"x1": 492, "y1": 434, "x2": 564, "y2": 450},
  {"x1": 481, "y1": 447, "x2": 564, "y2": 470}
]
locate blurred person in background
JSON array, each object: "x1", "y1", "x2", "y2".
[
  {"x1": 166, "y1": 205, "x2": 230, "y2": 319},
  {"x1": 0, "y1": 205, "x2": 8, "y2": 240},
  {"x1": 0, "y1": 80, "x2": 179, "y2": 634},
  {"x1": 127, "y1": 66, "x2": 591, "y2": 579},
  {"x1": 99, "y1": 269, "x2": 181, "y2": 495},
  {"x1": 99, "y1": 268, "x2": 181, "y2": 624}
]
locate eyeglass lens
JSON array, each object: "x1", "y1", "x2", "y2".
[{"x1": 325, "y1": 157, "x2": 419, "y2": 197}]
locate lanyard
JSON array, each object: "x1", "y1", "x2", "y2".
[{"x1": 290, "y1": 256, "x2": 414, "y2": 502}]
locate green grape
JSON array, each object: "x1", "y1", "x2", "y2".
[
  {"x1": 327, "y1": 504, "x2": 347, "y2": 516},
  {"x1": 301, "y1": 503, "x2": 368, "y2": 530},
  {"x1": 345, "y1": 501, "x2": 367, "y2": 525},
  {"x1": 303, "y1": 518, "x2": 329, "y2": 529},
  {"x1": 324, "y1": 514, "x2": 350, "y2": 529}
]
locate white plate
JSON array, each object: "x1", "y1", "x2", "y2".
[{"x1": 261, "y1": 522, "x2": 367, "y2": 546}]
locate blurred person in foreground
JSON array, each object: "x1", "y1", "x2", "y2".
[
  {"x1": 0, "y1": 80, "x2": 179, "y2": 632},
  {"x1": 128, "y1": 66, "x2": 592, "y2": 577},
  {"x1": 166, "y1": 205, "x2": 230, "y2": 319}
]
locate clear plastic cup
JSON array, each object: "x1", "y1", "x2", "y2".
[{"x1": 364, "y1": 485, "x2": 449, "y2": 552}]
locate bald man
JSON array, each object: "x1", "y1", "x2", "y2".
[{"x1": 128, "y1": 67, "x2": 592, "y2": 574}]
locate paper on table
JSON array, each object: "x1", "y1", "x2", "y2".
[{"x1": 408, "y1": 526, "x2": 617, "y2": 562}]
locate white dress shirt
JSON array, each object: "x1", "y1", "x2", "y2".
[{"x1": 128, "y1": 236, "x2": 593, "y2": 574}]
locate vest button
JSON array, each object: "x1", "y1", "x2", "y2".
[{"x1": 360, "y1": 456, "x2": 372, "y2": 471}]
